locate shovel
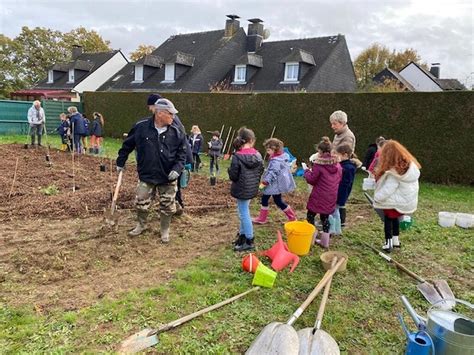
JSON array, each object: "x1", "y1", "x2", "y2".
[
  {"x1": 224, "y1": 129, "x2": 236, "y2": 160},
  {"x1": 23, "y1": 125, "x2": 31, "y2": 149},
  {"x1": 362, "y1": 242, "x2": 455, "y2": 308},
  {"x1": 246, "y1": 257, "x2": 346, "y2": 355},
  {"x1": 118, "y1": 287, "x2": 259, "y2": 353},
  {"x1": 363, "y1": 192, "x2": 384, "y2": 221},
  {"x1": 297, "y1": 257, "x2": 340, "y2": 355},
  {"x1": 43, "y1": 126, "x2": 52, "y2": 167},
  {"x1": 105, "y1": 170, "x2": 123, "y2": 226}
]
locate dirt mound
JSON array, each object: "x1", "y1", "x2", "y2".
[{"x1": 0, "y1": 144, "x2": 234, "y2": 221}]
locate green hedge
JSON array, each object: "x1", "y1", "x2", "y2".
[{"x1": 83, "y1": 91, "x2": 474, "y2": 185}]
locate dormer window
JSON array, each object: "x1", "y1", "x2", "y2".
[
  {"x1": 47, "y1": 70, "x2": 54, "y2": 83},
  {"x1": 162, "y1": 63, "x2": 175, "y2": 83},
  {"x1": 67, "y1": 69, "x2": 75, "y2": 83},
  {"x1": 133, "y1": 65, "x2": 144, "y2": 83},
  {"x1": 284, "y1": 62, "x2": 299, "y2": 82},
  {"x1": 233, "y1": 65, "x2": 247, "y2": 84}
]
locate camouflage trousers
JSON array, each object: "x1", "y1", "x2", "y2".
[{"x1": 135, "y1": 180, "x2": 177, "y2": 217}]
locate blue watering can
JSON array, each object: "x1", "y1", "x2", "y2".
[{"x1": 400, "y1": 295, "x2": 434, "y2": 355}]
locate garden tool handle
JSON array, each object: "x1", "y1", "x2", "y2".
[
  {"x1": 287, "y1": 257, "x2": 346, "y2": 326},
  {"x1": 110, "y1": 170, "x2": 123, "y2": 214},
  {"x1": 314, "y1": 257, "x2": 338, "y2": 330},
  {"x1": 152, "y1": 287, "x2": 259, "y2": 335}
]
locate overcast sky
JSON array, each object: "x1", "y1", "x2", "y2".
[{"x1": 1, "y1": 0, "x2": 473, "y2": 86}]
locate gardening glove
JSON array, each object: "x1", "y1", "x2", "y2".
[
  {"x1": 184, "y1": 163, "x2": 192, "y2": 170},
  {"x1": 208, "y1": 142, "x2": 212, "y2": 148},
  {"x1": 116, "y1": 166, "x2": 125, "y2": 173},
  {"x1": 168, "y1": 170, "x2": 179, "y2": 181}
]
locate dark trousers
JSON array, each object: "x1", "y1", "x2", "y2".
[
  {"x1": 261, "y1": 194, "x2": 288, "y2": 210},
  {"x1": 210, "y1": 155, "x2": 219, "y2": 174},
  {"x1": 307, "y1": 211, "x2": 330, "y2": 232},
  {"x1": 384, "y1": 216, "x2": 399, "y2": 239},
  {"x1": 192, "y1": 153, "x2": 201, "y2": 171}
]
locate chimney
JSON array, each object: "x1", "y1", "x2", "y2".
[
  {"x1": 224, "y1": 14, "x2": 240, "y2": 37},
  {"x1": 72, "y1": 45, "x2": 83, "y2": 59},
  {"x1": 430, "y1": 63, "x2": 440, "y2": 78},
  {"x1": 247, "y1": 18, "x2": 264, "y2": 52}
]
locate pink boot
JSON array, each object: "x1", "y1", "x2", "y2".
[
  {"x1": 283, "y1": 206, "x2": 297, "y2": 221},
  {"x1": 315, "y1": 232, "x2": 330, "y2": 249},
  {"x1": 252, "y1": 207, "x2": 269, "y2": 224}
]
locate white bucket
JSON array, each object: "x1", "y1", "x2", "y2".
[
  {"x1": 455, "y1": 213, "x2": 474, "y2": 229},
  {"x1": 362, "y1": 178, "x2": 376, "y2": 191},
  {"x1": 438, "y1": 212, "x2": 457, "y2": 227}
]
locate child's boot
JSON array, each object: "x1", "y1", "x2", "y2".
[
  {"x1": 252, "y1": 206, "x2": 269, "y2": 224},
  {"x1": 392, "y1": 235, "x2": 401, "y2": 248},
  {"x1": 339, "y1": 208, "x2": 346, "y2": 228},
  {"x1": 60, "y1": 144, "x2": 67, "y2": 151},
  {"x1": 89, "y1": 147, "x2": 94, "y2": 154},
  {"x1": 382, "y1": 238, "x2": 393, "y2": 252},
  {"x1": 234, "y1": 237, "x2": 255, "y2": 252},
  {"x1": 283, "y1": 206, "x2": 297, "y2": 221},
  {"x1": 315, "y1": 232, "x2": 330, "y2": 248},
  {"x1": 233, "y1": 232, "x2": 246, "y2": 246}
]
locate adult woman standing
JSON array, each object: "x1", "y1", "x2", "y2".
[{"x1": 329, "y1": 110, "x2": 356, "y2": 152}]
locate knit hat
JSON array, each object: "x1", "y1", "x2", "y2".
[
  {"x1": 154, "y1": 98, "x2": 178, "y2": 114},
  {"x1": 147, "y1": 93, "x2": 162, "y2": 106}
]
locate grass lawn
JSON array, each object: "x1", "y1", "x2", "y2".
[{"x1": 1, "y1": 136, "x2": 473, "y2": 353}]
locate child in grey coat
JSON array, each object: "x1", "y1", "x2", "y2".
[{"x1": 253, "y1": 138, "x2": 297, "y2": 224}]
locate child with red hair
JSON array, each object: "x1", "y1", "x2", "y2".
[{"x1": 373, "y1": 140, "x2": 421, "y2": 251}]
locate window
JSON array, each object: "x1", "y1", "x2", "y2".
[
  {"x1": 234, "y1": 65, "x2": 246, "y2": 83},
  {"x1": 47, "y1": 70, "x2": 54, "y2": 83},
  {"x1": 67, "y1": 69, "x2": 75, "y2": 83},
  {"x1": 284, "y1": 62, "x2": 299, "y2": 82},
  {"x1": 133, "y1": 65, "x2": 143, "y2": 82},
  {"x1": 162, "y1": 63, "x2": 175, "y2": 82}
]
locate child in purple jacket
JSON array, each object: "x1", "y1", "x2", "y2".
[
  {"x1": 253, "y1": 138, "x2": 297, "y2": 224},
  {"x1": 304, "y1": 137, "x2": 342, "y2": 248}
]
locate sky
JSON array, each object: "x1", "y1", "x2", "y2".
[{"x1": 1, "y1": 0, "x2": 473, "y2": 86}]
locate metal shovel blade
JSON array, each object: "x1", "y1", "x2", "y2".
[
  {"x1": 118, "y1": 328, "x2": 158, "y2": 354},
  {"x1": 417, "y1": 281, "x2": 455, "y2": 309},
  {"x1": 433, "y1": 280, "x2": 456, "y2": 309},
  {"x1": 246, "y1": 322, "x2": 299, "y2": 355},
  {"x1": 297, "y1": 328, "x2": 340, "y2": 355}
]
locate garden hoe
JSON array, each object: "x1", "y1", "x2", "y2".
[
  {"x1": 246, "y1": 257, "x2": 346, "y2": 355},
  {"x1": 118, "y1": 287, "x2": 259, "y2": 354},
  {"x1": 105, "y1": 170, "x2": 123, "y2": 227},
  {"x1": 362, "y1": 242, "x2": 455, "y2": 308},
  {"x1": 297, "y1": 257, "x2": 340, "y2": 355}
]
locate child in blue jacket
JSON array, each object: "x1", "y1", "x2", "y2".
[{"x1": 335, "y1": 144, "x2": 357, "y2": 228}]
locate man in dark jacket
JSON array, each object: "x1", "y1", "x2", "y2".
[{"x1": 117, "y1": 98, "x2": 187, "y2": 243}]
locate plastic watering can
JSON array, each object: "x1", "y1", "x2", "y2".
[{"x1": 398, "y1": 314, "x2": 433, "y2": 355}]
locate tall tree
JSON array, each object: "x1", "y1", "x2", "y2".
[
  {"x1": 0, "y1": 34, "x2": 24, "y2": 98},
  {"x1": 129, "y1": 44, "x2": 156, "y2": 61},
  {"x1": 354, "y1": 43, "x2": 426, "y2": 89},
  {"x1": 61, "y1": 27, "x2": 111, "y2": 56}
]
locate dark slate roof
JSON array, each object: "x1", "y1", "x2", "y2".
[
  {"x1": 136, "y1": 54, "x2": 163, "y2": 67},
  {"x1": 436, "y1": 79, "x2": 466, "y2": 91},
  {"x1": 99, "y1": 29, "x2": 248, "y2": 92},
  {"x1": 236, "y1": 53, "x2": 263, "y2": 67},
  {"x1": 373, "y1": 68, "x2": 415, "y2": 91},
  {"x1": 35, "y1": 51, "x2": 121, "y2": 90},
  {"x1": 279, "y1": 48, "x2": 315, "y2": 65}
]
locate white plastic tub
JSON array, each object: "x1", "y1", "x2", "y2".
[
  {"x1": 438, "y1": 212, "x2": 457, "y2": 227},
  {"x1": 455, "y1": 213, "x2": 474, "y2": 228}
]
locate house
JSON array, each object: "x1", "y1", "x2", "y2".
[
  {"x1": 11, "y1": 46, "x2": 128, "y2": 101},
  {"x1": 99, "y1": 15, "x2": 356, "y2": 93},
  {"x1": 373, "y1": 62, "x2": 466, "y2": 91}
]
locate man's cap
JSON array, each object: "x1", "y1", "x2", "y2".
[
  {"x1": 147, "y1": 93, "x2": 162, "y2": 106},
  {"x1": 154, "y1": 98, "x2": 178, "y2": 115}
]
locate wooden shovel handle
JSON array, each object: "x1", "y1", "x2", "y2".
[
  {"x1": 153, "y1": 287, "x2": 259, "y2": 335},
  {"x1": 315, "y1": 257, "x2": 338, "y2": 330},
  {"x1": 110, "y1": 170, "x2": 123, "y2": 215},
  {"x1": 287, "y1": 257, "x2": 346, "y2": 326}
]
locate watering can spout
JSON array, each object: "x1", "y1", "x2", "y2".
[{"x1": 398, "y1": 313, "x2": 411, "y2": 338}]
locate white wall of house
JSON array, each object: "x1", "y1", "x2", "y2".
[
  {"x1": 399, "y1": 63, "x2": 442, "y2": 92},
  {"x1": 73, "y1": 52, "x2": 128, "y2": 93}
]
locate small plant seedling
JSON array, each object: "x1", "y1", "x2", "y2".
[{"x1": 39, "y1": 184, "x2": 59, "y2": 196}]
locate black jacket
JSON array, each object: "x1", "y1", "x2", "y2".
[
  {"x1": 117, "y1": 116, "x2": 187, "y2": 185},
  {"x1": 90, "y1": 119, "x2": 103, "y2": 137},
  {"x1": 228, "y1": 150, "x2": 264, "y2": 200},
  {"x1": 362, "y1": 143, "x2": 377, "y2": 169}
]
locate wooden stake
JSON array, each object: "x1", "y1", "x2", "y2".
[{"x1": 8, "y1": 157, "x2": 20, "y2": 199}]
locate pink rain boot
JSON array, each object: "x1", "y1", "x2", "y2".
[
  {"x1": 283, "y1": 206, "x2": 297, "y2": 221},
  {"x1": 315, "y1": 232, "x2": 330, "y2": 249},
  {"x1": 252, "y1": 207, "x2": 269, "y2": 224}
]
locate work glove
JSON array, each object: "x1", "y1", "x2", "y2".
[
  {"x1": 208, "y1": 142, "x2": 212, "y2": 148},
  {"x1": 116, "y1": 166, "x2": 125, "y2": 173},
  {"x1": 184, "y1": 163, "x2": 192, "y2": 170},
  {"x1": 168, "y1": 170, "x2": 179, "y2": 181}
]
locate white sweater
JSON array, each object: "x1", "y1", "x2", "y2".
[{"x1": 373, "y1": 162, "x2": 420, "y2": 214}]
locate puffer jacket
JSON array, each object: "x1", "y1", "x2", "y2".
[
  {"x1": 228, "y1": 148, "x2": 264, "y2": 200},
  {"x1": 262, "y1": 152, "x2": 296, "y2": 195},
  {"x1": 209, "y1": 138, "x2": 223, "y2": 157},
  {"x1": 304, "y1": 152, "x2": 342, "y2": 214},
  {"x1": 373, "y1": 162, "x2": 420, "y2": 214},
  {"x1": 337, "y1": 159, "x2": 357, "y2": 206},
  {"x1": 70, "y1": 112, "x2": 87, "y2": 136}
]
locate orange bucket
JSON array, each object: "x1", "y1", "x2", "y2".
[{"x1": 284, "y1": 221, "x2": 315, "y2": 256}]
